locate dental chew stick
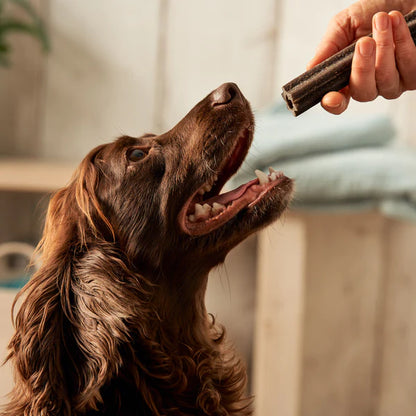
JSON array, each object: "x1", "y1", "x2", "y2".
[{"x1": 281, "y1": 9, "x2": 416, "y2": 117}]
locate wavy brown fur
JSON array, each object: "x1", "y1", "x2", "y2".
[{"x1": 3, "y1": 83, "x2": 293, "y2": 416}]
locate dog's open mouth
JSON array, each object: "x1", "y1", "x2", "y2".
[{"x1": 178, "y1": 127, "x2": 291, "y2": 236}]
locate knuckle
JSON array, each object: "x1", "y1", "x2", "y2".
[
  {"x1": 376, "y1": 76, "x2": 401, "y2": 98},
  {"x1": 353, "y1": 64, "x2": 373, "y2": 75},
  {"x1": 350, "y1": 86, "x2": 378, "y2": 102},
  {"x1": 394, "y1": 33, "x2": 410, "y2": 47},
  {"x1": 396, "y1": 50, "x2": 416, "y2": 68},
  {"x1": 376, "y1": 39, "x2": 394, "y2": 50},
  {"x1": 375, "y1": 69, "x2": 397, "y2": 87}
]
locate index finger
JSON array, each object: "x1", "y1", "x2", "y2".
[{"x1": 308, "y1": 11, "x2": 357, "y2": 69}]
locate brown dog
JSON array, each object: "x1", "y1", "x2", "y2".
[{"x1": 4, "y1": 83, "x2": 293, "y2": 416}]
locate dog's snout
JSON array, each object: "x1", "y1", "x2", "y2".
[{"x1": 211, "y1": 82, "x2": 242, "y2": 107}]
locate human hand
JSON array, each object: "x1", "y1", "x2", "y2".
[{"x1": 308, "y1": 0, "x2": 416, "y2": 114}]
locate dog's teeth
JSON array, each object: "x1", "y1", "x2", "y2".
[
  {"x1": 204, "y1": 184, "x2": 212, "y2": 193},
  {"x1": 255, "y1": 169, "x2": 269, "y2": 185},
  {"x1": 270, "y1": 172, "x2": 277, "y2": 181},
  {"x1": 188, "y1": 215, "x2": 196, "y2": 222},
  {"x1": 203, "y1": 203, "x2": 212, "y2": 212},
  {"x1": 268, "y1": 167, "x2": 276, "y2": 174},
  {"x1": 194, "y1": 203, "x2": 212, "y2": 219},
  {"x1": 194, "y1": 203, "x2": 205, "y2": 216},
  {"x1": 198, "y1": 188, "x2": 206, "y2": 195},
  {"x1": 212, "y1": 202, "x2": 226, "y2": 215}
]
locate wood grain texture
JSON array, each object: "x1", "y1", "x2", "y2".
[
  {"x1": 300, "y1": 214, "x2": 384, "y2": 416},
  {"x1": 254, "y1": 217, "x2": 306, "y2": 416},
  {"x1": 377, "y1": 221, "x2": 416, "y2": 416},
  {"x1": 0, "y1": 159, "x2": 75, "y2": 192}
]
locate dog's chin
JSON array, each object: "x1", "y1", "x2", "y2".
[{"x1": 178, "y1": 171, "x2": 294, "y2": 238}]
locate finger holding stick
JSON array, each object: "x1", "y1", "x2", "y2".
[{"x1": 283, "y1": 0, "x2": 416, "y2": 116}]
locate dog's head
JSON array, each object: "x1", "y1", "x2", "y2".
[
  {"x1": 7, "y1": 84, "x2": 293, "y2": 416},
  {"x1": 60, "y1": 83, "x2": 293, "y2": 276}
]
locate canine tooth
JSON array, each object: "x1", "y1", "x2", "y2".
[
  {"x1": 212, "y1": 202, "x2": 226, "y2": 215},
  {"x1": 255, "y1": 169, "x2": 269, "y2": 185},
  {"x1": 188, "y1": 215, "x2": 196, "y2": 222}
]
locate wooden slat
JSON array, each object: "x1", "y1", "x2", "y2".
[
  {"x1": 377, "y1": 220, "x2": 416, "y2": 416},
  {"x1": 0, "y1": 159, "x2": 76, "y2": 192},
  {"x1": 300, "y1": 214, "x2": 384, "y2": 416},
  {"x1": 254, "y1": 216, "x2": 306, "y2": 416}
]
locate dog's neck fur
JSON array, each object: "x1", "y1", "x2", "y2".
[{"x1": 67, "y1": 242, "x2": 251, "y2": 416}]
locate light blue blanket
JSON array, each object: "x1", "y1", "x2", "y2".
[
  {"x1": 235, "y1": 101, "x2": 416, "y2": 222},
  {"x1": 245, "y1": 101, "x2": 395, "y2": 165},
  {"x1": 277, "y1": 147, "x2": 416, "y2": 222}
]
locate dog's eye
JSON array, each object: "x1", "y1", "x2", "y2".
[{"x1": 128, "y1": 148, "x2": 147, "y2": 162}]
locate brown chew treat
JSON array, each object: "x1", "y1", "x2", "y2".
[{"x1": 282, "y1": 9, "x2": 416, "y2": 116}]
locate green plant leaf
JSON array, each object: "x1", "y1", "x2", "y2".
[
  {"x1": 3, "y1": 0, "x2": 49, "y2": 50},
  {"x1": 0, "y1": 39, "x2": 10, "y2": 52},
  {"x1": 0, "y1": 0, "x2": 50, "y2": 66}
]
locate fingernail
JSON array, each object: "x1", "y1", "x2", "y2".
[
  {"x1": 358, "y1": 39, "x2": 375, "y2": 57},
  {"x1": 389, "y1": 11, "x2": 401, "y2": 29},
  {"x1": 325, "y1": 101, "x2": 341, "y2": 109},
  {"x1": 324, "y1": 95, "x2": 341, "y2": 109},
  {"x1": 375, "y1": 13, "x2": 389, "y2": 31}
]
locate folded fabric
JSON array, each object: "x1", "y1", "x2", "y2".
[
  {"x1": 246, "y1": 100, "x2": 395, "y2": 168},
  {"x1": 243, "y1": 146, "x2": 416, "y2": 222},
  {"x1": 233, "y1": 100, "x2": 416, "y2": 221}
]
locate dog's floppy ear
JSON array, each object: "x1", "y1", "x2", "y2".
[
  {"x1": 38, "y1": 144, "x2": 113, "y2": 263},
  {"x1": 4, "y1": 144, "x2": 122, "y2": 415},
  {"x1": 73, "y1": 145, "x2": 115, "y2": 244}
]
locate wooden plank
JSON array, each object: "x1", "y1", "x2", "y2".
[
  {"x1": 41, "y1": 0, "x2": 161, "y2": 160},
  {"x1": 377, "y1": 220, "x2": 416, "y2": 416},
  {"x1": 0, "y1": 159, "x2": 76, "y2": 192},
  {"x1": 161, "y1": 0, "x2": 278, "y2": 130},
  {"x1": 254, "y1": 216, "x2": 306, "y2": 416},
  {"x1": 300, "y1": 214, "x2": 384, "y2": 416}
]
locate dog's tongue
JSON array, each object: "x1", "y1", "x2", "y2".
[{"x1": 203, "y1": 179, "x2": 258, "y2": 206}]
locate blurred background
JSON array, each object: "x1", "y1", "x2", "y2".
[{"x1": 0, "y1": 0, "x2": 416, "y2": 415}]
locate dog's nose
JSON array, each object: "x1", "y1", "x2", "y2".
[{"x1": 211, "y1": 82, "x2": 242, "y2": 106}]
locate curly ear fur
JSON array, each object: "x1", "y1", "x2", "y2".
[
  {"x1": 3, "y1": 144, "x2": 253, "y2": 416},
  {"x1": 3, "y1": 146, "x2": 128, "y2": 415}
]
